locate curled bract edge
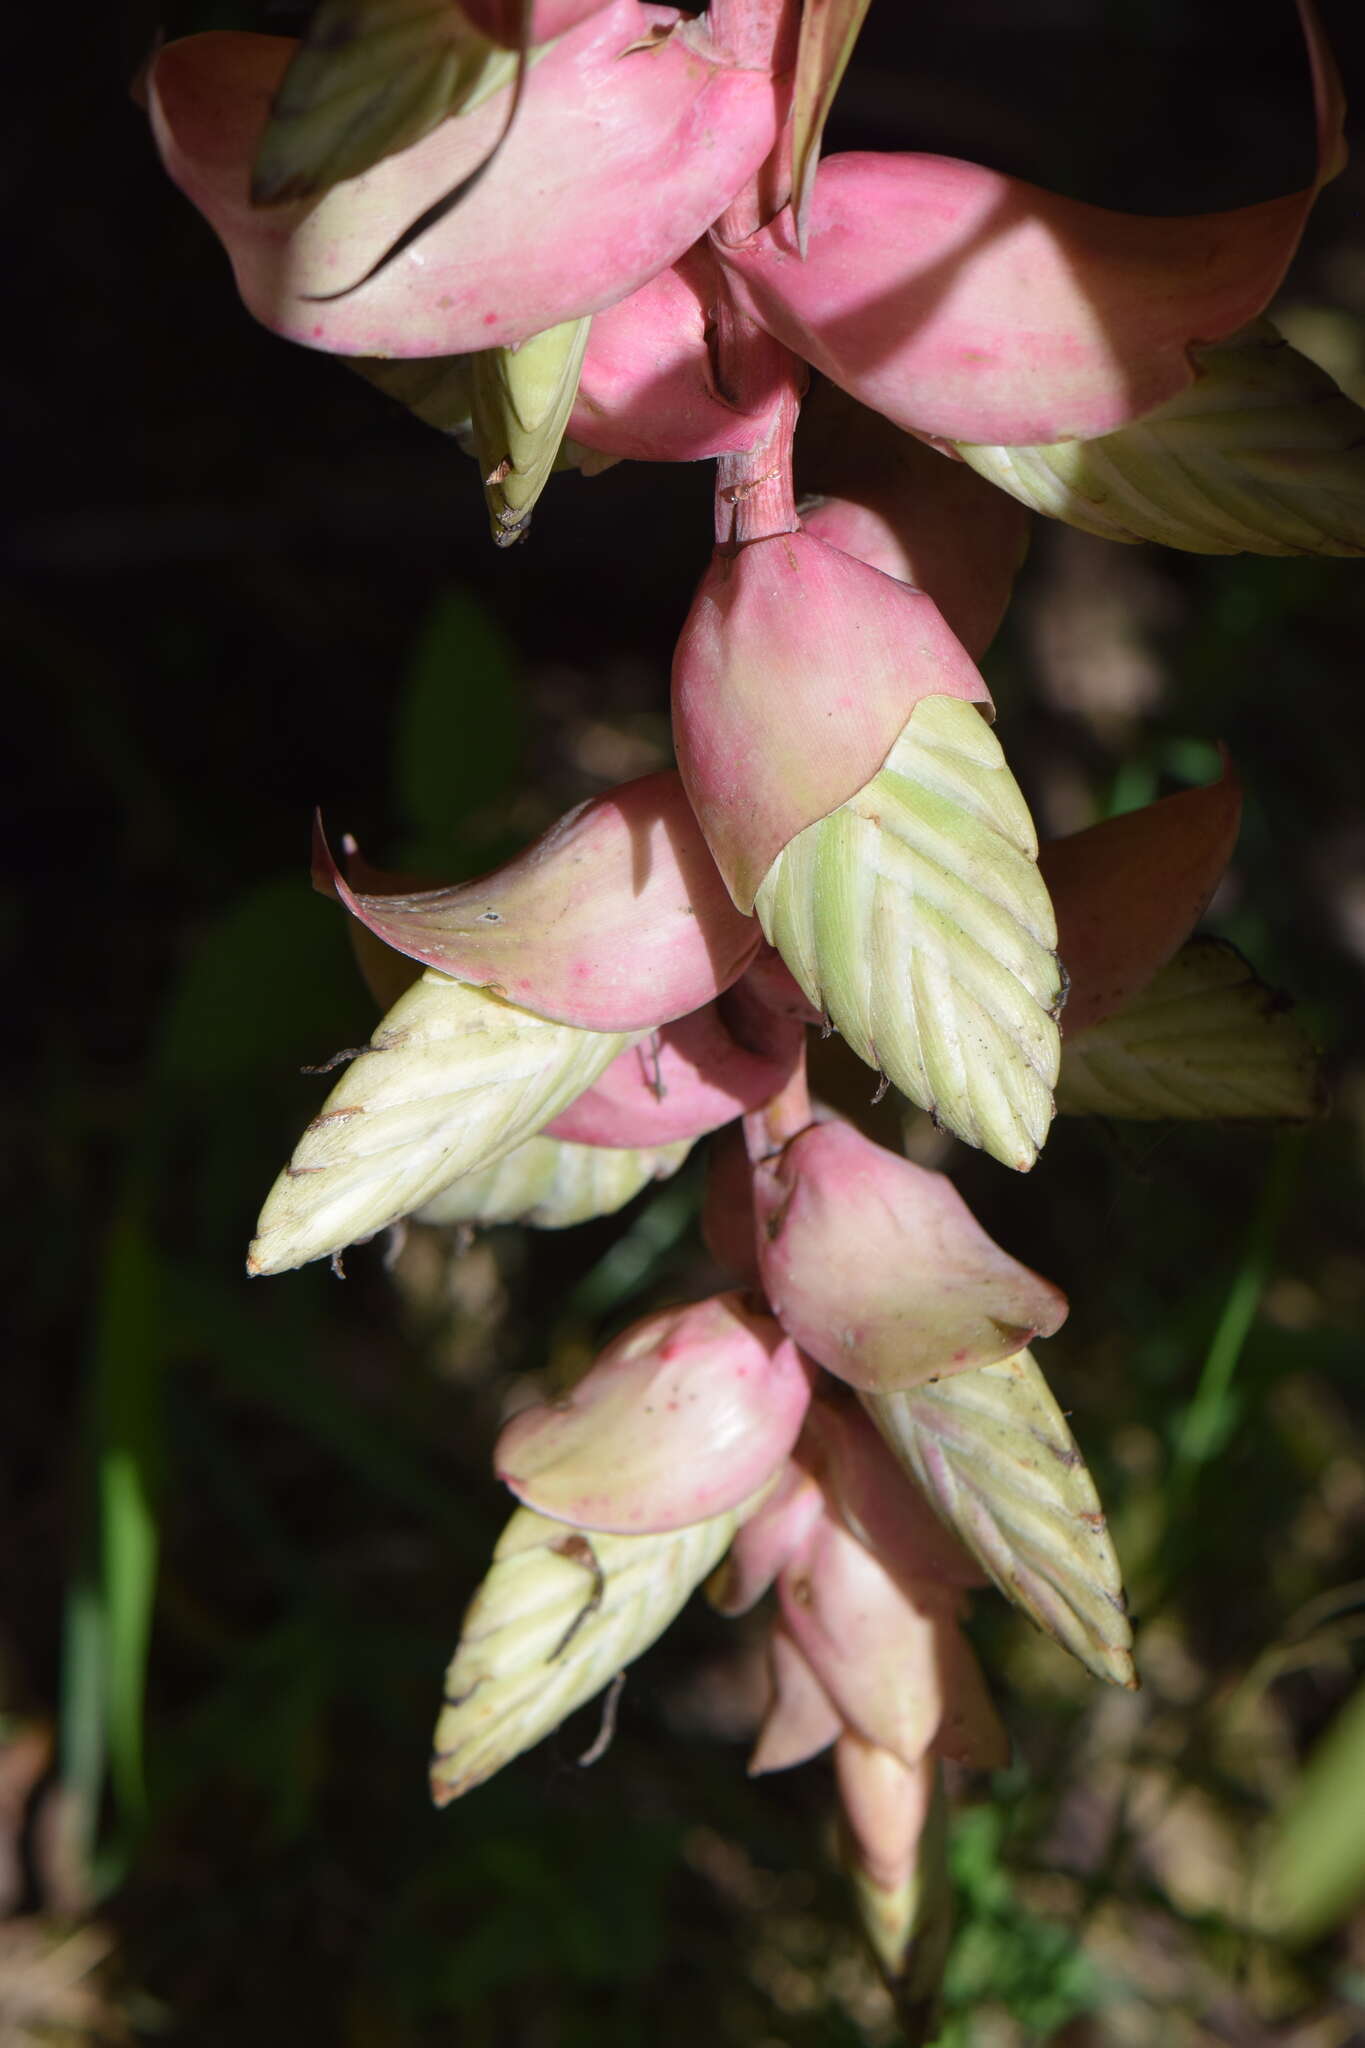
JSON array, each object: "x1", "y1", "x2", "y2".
[
  {"x1": 714, "y1": 0, "x2": 1344, "y2": 446},
  {"x1": 312, "y1": 771, "x2": 761, "y2": 1034},
  {"x1": 148, "y1": 1, "x2": 782, "y2": 357}
]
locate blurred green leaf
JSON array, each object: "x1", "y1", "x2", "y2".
[
  {"x1": 393, "y1": 589, "x2": 524, "y2": 864},
  {"x1": 155, "y1": 875, "x2": 370, "y2": 1100},
  {"x1": 1169, "y1": 1130, "x2": 1303, "y2": 1496},
  {"x1": 1261, "y1": 1677, "x2": 1365, "y2": 1944},
  {"x1": 941, "y1": 1806, "x2": 1109, "y2": 2038},
  {"x1": 164, "y1": 1263, "x2": 478, "y2": 1546},
  {"x1": 94, "y1": 1198, "x2": 164, "y2": 1832},
  {"x1": 59, "y1": 1563, "x2": 108, "y2": 1878},
  {"x1": 564, "y1": 1170, "x2": 700, "y2": 1324}
]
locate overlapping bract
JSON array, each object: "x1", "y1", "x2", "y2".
[
  {"x1": 248, "y1": 0, "x2": 522, "y2": 205},
  {"x1": 248, "y1": 968, "x2": 628, "y2": 1274},
  {"x1": 312, "y1": 770, "x2": 759, "y2": 1032},
  {"x1": 1056, "y1": 937, "x2": 1323, "y2": 1121},
  {"x1": 753, "y1": 695, "x2": 1063, "y2": 1170},
  {"x1": 495, "y1": 1293, "x2": 812, "y2": 1531},
  {"x1": 868, "y1": 1351, "x2": 1136, "y2": 1690},
  {"x1": 430, "y1": 1498, "x2": 746, "y2": 1803},
  {"x1": 412, "y1": 1129, "x2": 691, "y2": 1228},
  {"x1": 672, "y1": 528, "x2": 990, "y2": 913},
  {"x1": 752, "y1": 1120, "x2": 1068, "y2": 1390},
  {"x1": 960, "y1": 321, "x2": 1365, "y2": 558},
  {"x1": 149, "y1": 5, "x2": 782, "y2": 357}
]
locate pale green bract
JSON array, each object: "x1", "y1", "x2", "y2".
[
  {"x1": 252, "y1": 0, "x2": 523, "y2": 205},
  {"x1": 754, "y1": 695, "x2": 1062, "y2": 1171},
  {"x1": 248, "y1": 969, "x2": 626, "y2": 1275},
  {"x1": 413, "y1": 1131, "x2": 691, "y2": 1230},
  {"x1": 1056, "y1": 937, "x2": 1322, "y2": 1121},
  {"x1": 471, "y1": 316, "x2": 593, "y2": 544},
  {"x1": 959, "y1": 321, "x2": 1365, "y2": 557},
  {"x1": 865, "y1": 1351, "x2": 1136, "y2": 1689},
  {"x1": 431, "y1": 1499, "x2": 744, "y2": 1802},
  {"x1": 347, "y1": 351, "x2": 617, "y2": 490},
  {"x1": 789, "y1": 0, "x2": 873, "y2": 252}
]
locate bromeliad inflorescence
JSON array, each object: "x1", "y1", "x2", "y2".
[{"x1": 147, "y1": 0, "x2": 1349, "y2": 2030}]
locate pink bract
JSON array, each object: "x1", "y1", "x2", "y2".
[
  {"x1": 569, "y1": 251, "x2": 767, "y2": 463},
  {"x1": 715, "y1": 5, "x2": 1342, "y2": 445},
  {"x1": 780, "y1": 1513, "x2": 1008, "y2": 1772},
  {"x1": 749, "y1": 1625, "x2": 842, "y2": 1774},
  {"x1": 494, "y1": 1293, "x2": 812, "y2": 1534},
  {"x1": 802, "y1": 1397, "x2": 984, "y2": 1593},
  {"x1": 1041, "y1": 765, "x2": 1242, "y2": 1035},
  {"x1": 835, "y1": 1739, "x2": 937, "y2": 1895},
  {"x1": 148, "y1": 3, "x2": 781, "y2": 357},
  {"x1": 801, "y1": 490, "x2": 1026, "y2": 663},
  {"x1": 545, "y1": 1002, "x2": 801, "y2": 1146},
  {"x1": 778, "y1": 1513, "x2": 960, "y2": 1769},
  {"x1": 707, "y1": 1461, "x2": 824, "y2": 1616},
  {"x1": 754, "y1": 1121, "x2": 1068, "y2": 1394},
  {"x1": 312, "y1": 772, "x2": 760, "y2": 1033},
  {"x1": 673, "y1": 528, "x2": 989, "y2": 911}
]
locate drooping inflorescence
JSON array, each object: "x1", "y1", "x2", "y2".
[{"x1": 147, "y1": 0, "x2": 1348, "y2": 2030}]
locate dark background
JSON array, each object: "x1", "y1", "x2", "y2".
[{"x1": 8, "y1": 2, "x2": 1365, "y2": 2039}]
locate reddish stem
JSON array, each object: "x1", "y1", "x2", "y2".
[
  {"x1": 742, "y1": 1037, "x2": 812, "y2": 1164},
  {"x1": 699, "y1": 0, "x2": 804, "y2": 546},
  {"x1": 705, "y1": 0, "x2": 799, "y2": 82},
  {"x1": 711, "y1": 308, "x2": 804, "y2": 547},
  {"x1": 707, "y1": 0, "x2": 798, "y2": 240}
]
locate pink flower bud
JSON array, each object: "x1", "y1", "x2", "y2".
[
  {"x1": 545, "y1": 1002, "x2": 800, "y2": 1147},
  {"x1": 836, "y1": 1739, "x2": 953, "y2": 2016},
  {"x1": 717, "y1": 6, "x2": 1342, "y2": 444},
  {"x1": 836, "y1": 1738, "x2": 937, "y2": 1897},
  {"x1": 673, "y1": 529, "x2": 988, "y2": 910},
  {"x1": 802, "y1": 1396, "x2": 983, "y2": 1594},
  {"x1": 1041, "y1": 763, "x2": 1242, "y2": 1034},
  {"x1": 779, "y1": 1511, "x2": 998, "y2": 1770},
  {"x1": 148, "y1": 4, "x2": 781, "y2": 358},
  {"x1": 749, "y1": 1623, "x2": 842, "y2": 1774},
  {"x1": 313, "y1": 772, "x2": 759, "y2": 1033},
  {"x1": 707, "y1": 1461, "x2": 824, "y2": 1616},
  {"x1": 494, "y1": 1294, "x2": 812, "y2": 1534},
  {"x1": 754, "y1": 1121, "x2": 1067, "y2": 1394}
]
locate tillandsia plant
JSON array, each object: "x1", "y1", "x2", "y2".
[{"x1": 145, "y1": 0, "x2": 1358, "y2": 2032}]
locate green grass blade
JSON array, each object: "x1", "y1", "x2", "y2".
[
  {"x1": 1260, "y1": 1677, "x2": 1365, "y2": 1943},
  {"x1": 93, "y1": 1199, "x2": 164, "y2": 1831},
  {"x1": 1169, "y1": 1130, "x2": 1303, "y2": 1499}
]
